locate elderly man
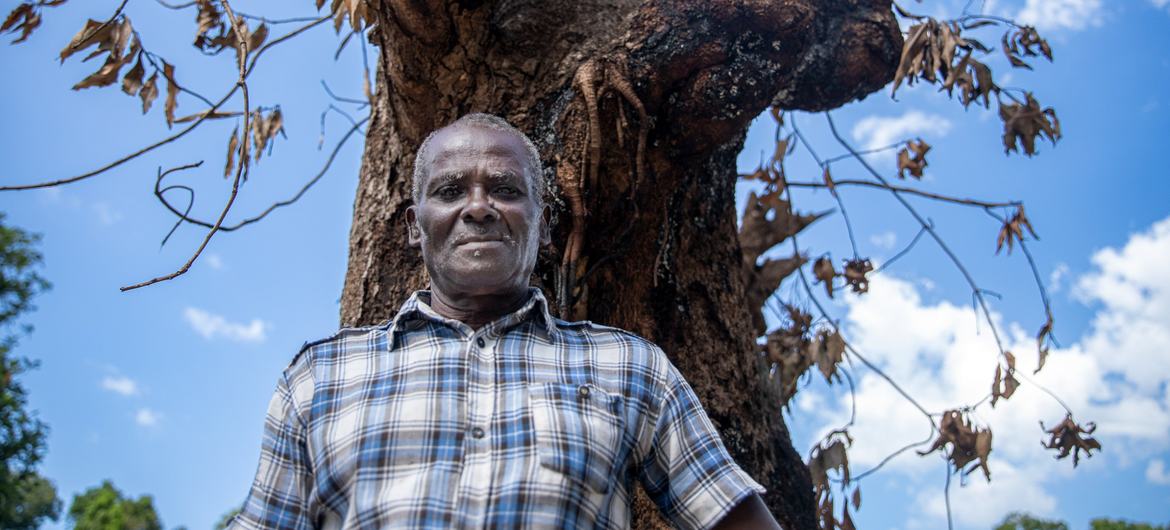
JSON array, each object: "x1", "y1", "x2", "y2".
[{"x1": 233, "y1": 114, "x2": 781, "y2": 529}]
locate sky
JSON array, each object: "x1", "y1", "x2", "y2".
[{"x1": 0, "y1": 0, "x2": 1168, "y2": 529}]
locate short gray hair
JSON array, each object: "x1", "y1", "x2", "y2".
[{"x1": 412, "y1": 113, "x2": 545, "y2": 204}]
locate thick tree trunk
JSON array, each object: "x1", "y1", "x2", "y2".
[{"x1": 339, "y1": 1, "x2": 901, "y2": 527}]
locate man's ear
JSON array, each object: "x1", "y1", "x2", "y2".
[
  {"x1": 406, "y1": 205, "x2": 422, "y2": 247},
  {"x1": 539, "y1": 205, "x2": 552, "y2": 246}
]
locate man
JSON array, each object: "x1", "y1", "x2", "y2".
[{"x1": 233, "y1": 114, "x2": 781, "y2": 529}]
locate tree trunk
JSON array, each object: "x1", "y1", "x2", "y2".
[{"x1": 339, "y1": 1, "x2": 901, "y2": 527}]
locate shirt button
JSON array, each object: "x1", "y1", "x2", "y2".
[
  {"x1": 578, "y1": 385, "x2": 590, "y2": 398},
  {"x1": 476, "y1": 337, "x2": 486, "y2": 348},
  {"x1": 471, "y1": 426, "x2": 485, "y2": 439}
]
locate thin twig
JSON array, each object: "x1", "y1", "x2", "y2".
[
  {"x1": 321, "y1": 80, "x2": 368, "y2": 107},
  {"x1": 789, "y1": 114, "x2": 860, "y2": 258},
  {"x1": 153, "y1": 0, "x2": 322, "y2": 24},
  {"x1": 874, "y1": 225, "x2": 929, "y2": 274},
  {"x1": 155, "y1": 162, "x2": 204, "y2": 247},
  {"x1": 1, "y1": 90, "x2": 234, "y2": 191},
  {"x1": 122, "y1": 0, "x2": 251, "y2": 291},
  {"x1": 943, "y1": 458, "x2": 955, "y2": 530},
  {"x1": 781, "y1": 179, "x2": 1022, "y2": 209}
]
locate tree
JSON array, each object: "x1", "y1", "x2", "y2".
[
  {"x1": 1090, "y1": 519, "x2": 1170, "y2": 530},
  {"x1": 1, "y1": 1, "x2": 1095, "y2": 528},
  {"x1": 0, "y1": 214, "x2": 58, "y2": 529},
  {"x1": 68, "y1": 480, "x2": 163, "y2": 530},
  {"x1": 995, "y1": 512, "x2": 1069, "y2": 530}
]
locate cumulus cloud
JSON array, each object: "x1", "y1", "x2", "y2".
[
  {"x1": 1017, "y1": 0, "x2": 1103, "y2": 31},
  {"x1": 869, "y1": 231, "x2": 898, "y2": 251},
  {"x1": 183, "y1": 307, "x2": 267, "y2": 343},
  {"x1": 135, "y1": 408, "x2": 161, "y2": 427},
  {"x1": 802, "y1": 214, "x2": 1170, "y2": 529},
  {"x1": 851, "y1": 111, "x2": 952, "y2": 166},
  {"x1": 1146, "y1": 460, "x2": 1170, "y2": 485},
  {"x1": 205, "y1": 253, "x2": 224, "y2": 270},
  {"x1": 1048, "y1": 263, "x2": 1070, "y2": 294},
  {"x1": 100, "y1": 375, "x2": 138, "y2": 396}
]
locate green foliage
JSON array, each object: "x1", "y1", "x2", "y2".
[
  {"x1": 213, "y1": 507, "x2": 241, "y2": 530},
  {"x1": 69, "y1": 480, "x2": 163, "y2": 530},
  {"x1": 995, "y1": 512, "x2": 1069, "y2": 530},
  {"x1": 1090, "y1": 519, "x2": 1170, "y2": 530},
  {"x1": 0, "y1": 213, "x2": 57, "y2": 529}
]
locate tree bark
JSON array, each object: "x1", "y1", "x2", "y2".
[{"x1": 339, "y1": 1, "x2": 901, "y2": 527}]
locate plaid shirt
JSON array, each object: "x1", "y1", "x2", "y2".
[{"x1": 233, "y1": 289, "x2": 763, "y2": 530}]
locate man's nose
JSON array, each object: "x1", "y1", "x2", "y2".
[{"x1": 461, "y1": 188, "x2": 498, "y2": 223}]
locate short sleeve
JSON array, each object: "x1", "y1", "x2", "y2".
[
  {"x1": 231, "y1": 374, "x2": 316, "y2": 530},
  {"x1": 637, "y1": 362, "x2": 766, "y2": 530}
]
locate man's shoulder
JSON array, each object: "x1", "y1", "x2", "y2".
[{"x1": 286, "y1": 321, "x2": 392, "y2": 372}]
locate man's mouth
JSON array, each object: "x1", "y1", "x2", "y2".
[{"x1": 455, "y1": 235, "x2": 508, "y2": 246}]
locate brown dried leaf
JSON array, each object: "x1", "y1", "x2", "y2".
[
  {"x1": 809, "y1": 433, "x2": 852, "y2": 490},
  {"x1": 1042, "y1": 415, "x2": 1101, "y2": 467},
  {"x1": 246, "y1": 22, "x2": 268, "y2": 54},
  {"x1": 225, "y1": 124, "x2": 239, "y2": 178},
  {"x1": 738, "y1": 191, "x2": 825, "y2": 265},
  {"x1": 810, "y1": 328, "x2": 845, "y2": 383},
  {"x1": 813, "y1": 256, "x2": 836, "y2": 299},
  {"x1": 999, "y1": 92, "x2": 1061, "y2": 156},
  {"x1": 920, "y1": 410, "x2": 993, "y2": 480},
  {"x1": 1035, "y1": 314, "x2": 1054, "y2": 374},
  {"x1": 996, "y1": 206, "x2": 1039, "y2": 254},
  {"x1": 163, "y1": 62, "x2": 179, "y2": 127},
  {"x1": 843, "y1": 258, "x2": 873, "y2": 294},
  {"x1": 72, "y1": 54, "x2": 123, "y2": 90},
  {"x1": 59, "y1": 19, "x2": 115, "y2": 62},
  {"x1": 823, "y1": 165, "x2": 836, "y2": 196},
  {"x1": 852, "y1": 487, "x2": 861, "y2": 511},
  {"x1": 896, "y1": 138, "x2": 931, "y2": 179},
  {"x1": 2, "y1": 3, "x2": 41, "y2": 44},
  {"x1": 991, "y1": 364, "x2": 1003, "y2": 407},
  {"x1": 121, "y1": 54, "x2": 145, "y2": 95},
  {"x1": 139, "y1": 71, "x2": 159, "y2": 114},
  {"x1": 174, "y1": 110, "x2": 240, "y2": 123}
]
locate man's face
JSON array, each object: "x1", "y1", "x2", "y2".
[{"x1": 407, "y1": 125, "x2": 549, "y2": 298}]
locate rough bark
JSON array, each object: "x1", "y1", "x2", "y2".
[{"x1": 339, "y1": 1, "x2": 901, "y2": 527}]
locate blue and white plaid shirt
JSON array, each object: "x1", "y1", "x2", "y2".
[{"x1": 233, "y1": 288, "x2": 764, "y2": 530}]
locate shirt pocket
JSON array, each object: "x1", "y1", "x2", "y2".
[{"x1": 528, "y1": 382, "x2": 625, "y2": 494}]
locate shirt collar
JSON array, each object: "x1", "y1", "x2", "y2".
[{"x1": 389, "y1": 287, "x2": 558, "y2": 341}]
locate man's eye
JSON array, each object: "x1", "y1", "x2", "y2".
[
  {"x1": 495, "y1": 185, "x2": 521, "y2": 196},
  {"x1": 435, "y1": 186, "x2": 461, "y2": 198}
]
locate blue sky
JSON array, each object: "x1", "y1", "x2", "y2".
[{"x1": 0, "y1": 1, "x2": 1167, "y2": 529}]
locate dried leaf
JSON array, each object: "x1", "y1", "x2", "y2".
[
  {"x1": 813, "y1": 256, "x2": 836, "y2": 298},
  {"x1": 2, "y1": 3, "x2": 41, "y2": 44},
  {"x1": 823, "y1": 165, "x2": 836, "y2": 196},
  {"x1": 810, "y1": 329, "x2": 845, "y2": 383},
  {"x1": 163, "y1": 62, "x2": 179, "y2": 127},
  {"x1": 1000, "y1": 92, "x2": 1061, "y2": 156},
  {"x1": 60, "y1": 18, "x2": 115, "y2": 62},
  {"x1": 896, "y1": 138, "x2": 930, "y2": 179},
  {"x1": 996, "y1": 205, "x2": 1039, "y2": 254},
  {"x1": 809, "y1": 432, "x2": 852, "y2": 490},
  {"x1": 738, "y1": 191, "x2": 825, "y2": 265},
  {"x1": 224, "y1": 124, "x2": 239, "y2": 178},
  {"x1": 920, "y1": 410, "x2": 993, "y2": 480},
  {"x1": 72, "y1": 54, "x2": 124, "y2": 90},
  {"x1": 843, "y1": 258, "x2": 873, "y2": 294},
  {"x1": 852, "y1": 487, "x2": 861, "y2": 511},
  {"x1": 174, "y1": 110, "x2": 241, "y2": 123},
  {"x1": 1042, "y1": 415, "x2": 1101, "y2": 467},
  {"x1": 139, "y1": 71, "x2": 159, "y2": 114},
  {"x1": 1035, "y1": 314, "x2": 1054, "y2": 374},
  {"x1": 121, "y1": 54, "x2": 145, "y2": 95},
  {"x1": 246, "y1": 22, "x2": 268, "y2": 53}
]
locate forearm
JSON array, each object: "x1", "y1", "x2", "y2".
[{"x1": 712, "y1": 493, "x2": 782, "y2": 530}]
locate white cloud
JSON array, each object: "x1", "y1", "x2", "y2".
[
  {"x1": 100, "y1": 375, "x2": 138, "y2": 396},
  {"x1": 1146, "y1": 459, "x2": 1170, "y2": 485},
  {"x1": 851, "y1": 111, "x2": 952, "y2": 165},
  {"x1": 869, "y1": 231, "x2": 898, "y2": 251},
  {"x1": 205, "y1": 253, "x2": 224, "y2": 270},
  {"x1": 801, "y1": 214, "x2": 1170, "y2": 529},
  {"x1": 1150, "y1": 0, "x2": 1169, "y2": 11},
  {"x1": 1017, "y1": 0, "x2": 1103, "y2": 31},
  {"x1": 1048, "y1": 262, "x2": 1069, "y2": 293},
  {"x1": 91, "y1": 202, "x2": 122, "y2": 225},
  {"x1": 183, "y1": 307, "x2": 267, "y2": 343},
  {"x1": 135, "y1": 408, "x2": 161, "y2": 427}
]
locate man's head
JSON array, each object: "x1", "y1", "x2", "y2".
[{"x1": 407, "y1": 114, "x2": 550, "y2": 299}]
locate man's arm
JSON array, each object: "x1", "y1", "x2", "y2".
[
  {"x1": 231, "y1": 373, "x2": 315, "y2": 530},
  {"x1": 712, "y1": 493, "x2": 783, "y2": 530}
]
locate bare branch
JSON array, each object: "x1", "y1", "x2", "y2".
[
  {"x1": 122, "y1": 0, "x2": 251, "y2": 291},
  {"x1": 782, "y1": 178, "x2": 1022, "y2": 209},
  {"x1": 0, "y1": 89, "x2": 233, "y2": 191},
  {"x1": 156, "y1": 116, "x2": 367, "y2": 231}
]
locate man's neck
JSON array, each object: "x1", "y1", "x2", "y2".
[{"x1": 427, "y1": 287, "x2": 532, "y2": 330}]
